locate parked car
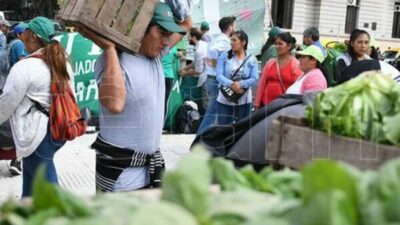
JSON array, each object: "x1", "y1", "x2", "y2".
[{"x1": 383, "y1": 48, "x2": 400, "y2": 71}]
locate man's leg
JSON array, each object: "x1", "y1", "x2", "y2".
[{"x1": 197, "y1": 78, "x2": 219, "y2": 135}]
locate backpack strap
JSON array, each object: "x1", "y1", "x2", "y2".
[
  {"x1": 23, "y1": 53, "x2": 49, "y2": 116},
  {"x1": 25, "y1": 53, "x2": 42, "y2": 59},
  {"x1": 28, "y1": 98, "x2": 49, "y2": 117}
]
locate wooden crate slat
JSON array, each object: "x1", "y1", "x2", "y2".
[
  {"x1": 78, "y1": 15, "x2": 141, "y2": 52},
  {"x1": 266, "y1": 116, "x2": 400, "y2": 170},
  {"x1": 127, "y1": 0, "x2": 158, "y2": 37},
  {"x1": 58, "y1": 0, "x2": 158, "y2": 53},
  {"x1": 69, "y1": 0, "x2": 86, "y2": 21},
  {"x1": 96, "y1": 0, "x2": 124, "y2": 26},
  {"x1": 59, "y1": 0, "x2": 77, "y2": 20},
  {"x1": 84, "y1": 0, "x2": 106, "y2": 19},
  {"x1": 266, "y1": 120, "x2": 283, "y2": 162},
  {"x1": 57, "y1": 0, "x2": 73, "y2": 17},
  {"x1": 265, "y1": 120, "x2": 283, "y2": 169},
  {"x1": 113, "y1": 0, "x2": 142, "y2": 34},
  {"x1": 79, "y1": 15, "x2": 135, "y2": 44}
]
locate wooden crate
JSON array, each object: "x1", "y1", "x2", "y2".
[
  {"x1": 57, "y1": 0, "x2": 158, "y2": 53},
  {"x1": 266, "y1": 116, "x2": 400, "y2": 170}
]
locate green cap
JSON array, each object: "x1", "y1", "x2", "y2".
[
  {"x1": 152, "y1": 3, "x2": 186, "y2": 35},
  {"x1": 200, "y1": 21, "x2": 209, "y2": 30},
  {"x1": 295, "y1": 45, "x2": 325, "y2": 63},
  {"x1": 268, "y1": 26, "x2": 281, "y2": 38},
  {"x1": 26, "y1": 17, "x2": 55, "y2": 43}
]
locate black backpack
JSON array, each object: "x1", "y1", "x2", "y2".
[{"x1": 176, "y1": 101, "x2": 200, "y2": 134}]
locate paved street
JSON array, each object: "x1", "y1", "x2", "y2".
[{"x1": 0, "y1": 132, "x2": 195, "y2": 204}]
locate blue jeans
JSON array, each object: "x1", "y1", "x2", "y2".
[
  {"x1": 216, "y1": 102, "x2": 252, "y2": 126},
  {"x1": 22, "y1": 129, "x2": 65, "y2": 197},
  {"x1": 197, "y1": 78, "x2": 219, "y2": 135}
]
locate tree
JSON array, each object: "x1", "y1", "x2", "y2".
[
  {"x1": 31, "y1": 0, "x2": 59, "y2": 18},
  {"x1": 0, "y1": 0, "x2": 60, "y2": 20}
]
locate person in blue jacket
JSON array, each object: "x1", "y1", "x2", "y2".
[{"x1": 216, "y1": 30, "x2": 258, "y2": 125}]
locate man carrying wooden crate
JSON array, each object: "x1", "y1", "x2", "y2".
[{"x1": 79, "y1": 2, "x2": 191, "y2": 192}]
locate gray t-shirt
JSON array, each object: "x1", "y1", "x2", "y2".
[{"x1": 94, "y1": 52, "x2": 165, "y2": 190}]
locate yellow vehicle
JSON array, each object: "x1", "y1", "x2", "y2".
[
  {"x1": 66, "y1": 26, "x2": 75, "y2": 32},
  {"x1": 383, "y1": 48, "x2": 400, "y2": 70}
]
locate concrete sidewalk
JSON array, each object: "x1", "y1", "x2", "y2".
[{"x1": 0, "y1": 133, "x2": 195, "y2": 204}]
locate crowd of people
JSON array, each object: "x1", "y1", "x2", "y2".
[
  {"x1": 0, "y1": 0, "x2": 399, "y2": 196},
  {"x1": 169, "y1": 19, "x2": 400, "y2": 136}
]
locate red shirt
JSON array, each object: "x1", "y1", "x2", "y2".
[{"x1": 255, "y1": 57, "x2": 302, "y2": 108}]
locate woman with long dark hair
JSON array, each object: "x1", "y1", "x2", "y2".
[
  {"x1": 0, "y1": 17, "x2": 71, "y2": 196},
  {"x1": 334, "y1": 29, "x2": 371, "y2": 83},
  {"x1": 216, "y1": 30, "x2": 258, "y2": 125},
  {"x1": 255, "y1": 32, "x2": 302, "y2": 109}
]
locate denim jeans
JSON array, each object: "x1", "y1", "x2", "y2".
[
  {"x1": 197, "y1": 78, "x2": 219, "y2": 135},
  {"x1": 216, "y1": 102, "x2": 252, "y2": 126},
  {"x1": 22, "y1": 129, "x2": 65, "y2": 197}
]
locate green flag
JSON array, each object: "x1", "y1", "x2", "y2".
[{"x1": 164, "y1": 47, "x2": 184, "y2": 131}]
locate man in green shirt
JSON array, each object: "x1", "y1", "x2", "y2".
[{"x1": 260, "y1": 26, "x2": 281, "y2": 69}]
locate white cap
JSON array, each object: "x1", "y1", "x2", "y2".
[{"x1": 0, "y1": 20, "x2": 11, "y2": 27}]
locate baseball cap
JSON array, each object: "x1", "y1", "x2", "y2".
[
  {"x1": 200, "y1": 21, "x2": 209, "y2": 30},
  {"x1": 26, "y1": 16, "x2": 55, "y2": 43},
  {"x1": 268, "y1": 26, "x2": 281, "y2": 38},
  {"x1": 12, "y1": 23, "x2": 27, "y2": 35},
  {"x1": 0, "y1": 20, "x2": 11, "y2": 27},
  {"x1": 152, "y1": 3, "x2": 186, "y2": 35},
  {"x1": 295, "y1": 45, "x2": 325, "y2": 63}
]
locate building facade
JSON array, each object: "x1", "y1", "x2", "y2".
[{"x1": 265, "y1": 0, "x2": 400, "y2": 49}]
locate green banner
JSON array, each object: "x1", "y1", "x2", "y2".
[
  {"x1": 192, "y1": 0, "x2": 265, "y2": 55},
  {"x1": 164, "y1": 47, "x2": 184, "y2": 131},
  {"x1": 54, "y1": 32, "x2": 102, "y2": 116}
]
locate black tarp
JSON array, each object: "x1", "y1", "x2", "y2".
[{"x1": 191, "y1": 94, "x2": 314, "y2": 167}]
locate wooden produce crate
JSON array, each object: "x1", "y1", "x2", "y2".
[
  {"x1": 58, "y1": 0, "x2": 158, "y2": 53},
  {"x1": 266, "y1": 116, "x2": 400, "y2": 170}
]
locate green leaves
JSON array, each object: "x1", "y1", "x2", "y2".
[
  {"x1": 301, "y1": 161, "x2": 360, "y2": 225},
  {"x1": 161, "y1": 148, "x2": 212, "y2": 223},
  {"x1": 307, "y1": 72, "x2": 400, "y2": 146},
  {"x1": 211, "y1": 158, "x2": 252, "y2": 191},
  {"x1": 32, "y1": 165, "x2": 94, "y2": 219},
  {"x1": 5, "y1": 150, "x2": 400, "y2": 225}
]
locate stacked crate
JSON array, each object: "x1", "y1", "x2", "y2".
[{"x1": 58, "y1": 0, "x2": 158, "y2": 53}]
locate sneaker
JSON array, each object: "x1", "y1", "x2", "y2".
[{"x1": 9, "y1": 159, "x2": 22, "y2": 176}]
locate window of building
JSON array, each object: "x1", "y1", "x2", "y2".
[
  {"x1": 393, "y1": 2, "x2": 400, "y2": 38},
  {"x1": 345, "y1": 0, "x2": 360, "y2": 34},
  {"x1": 271, "y1": 0, "x2": 295, "y2": 29}
]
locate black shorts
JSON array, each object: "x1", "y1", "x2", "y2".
[{"x1": 0, "y1": 120, "x2": 14, "y2": 148}]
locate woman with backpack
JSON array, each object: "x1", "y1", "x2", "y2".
[
  {"x1": 0, "y1": 17, "x2": 72, "y2": 196},
  {"x1": 255, "y1": 32, "x2": 303, "y2": 109},
  {"x1": 215, "y1": 30, "x2": 258, "y2": 126}
]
